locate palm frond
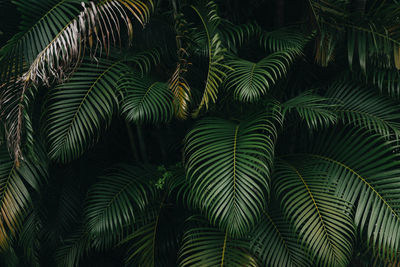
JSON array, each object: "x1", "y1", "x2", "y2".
[
  {"x1": 260, "y1": 28, "x2": 309, "y2": 56},
  {"x1": 226, "y1": 51, "x2": 295, "y2": 102},
  {"x1": 0, "y1": 146, "x2": 47, "y2": 250},
  {"x1": 184, "y1": 110, "x2": 281, "y2": 237},
  {"x1": 85, "y1": 165, "x2": 156, "y2": 239},
  {"x1": 0, "y1": 246, "x2": 19, "y2": 267},
  {"x1": 363, "y1": 68, "x2": 400, "y2": 98},
  {"x1": 45, "y1": 58, "x2": 128, "y2": 162},
  {"x1": 304, "y1": 128, "x2": 400, "y2": 259},
  {"x1": 121, "y1": 73, "x2": 174, "y2": 124},
  {"x1": 122, "y1": 204, "x2": 182, "y2": 266},
  {"x1": 169, "y1": 13, "x2": 192, "y2": 119},
  {"x1": 314, "y1": 27, "x2": 338, "y2": 67},
  {"x1": 0, "y1": 80, "x2": 30, "y2": 165},
  {"x1": 55, "y1": 227, "x2": 90, "y2": 267},
  {"x1": 282, "y1": 91, "x2": 338, "y2": 129},
  {"x1": 0, "y1": 0, "x2": 83, "y2": 81},
  {"x1": 274, "y1": 159, "x2": 354, "y2": 267},
  {"x1": 310, "y1": 0, "x2": 400, "y2": 71},
  {"x1": 327, "y1": 81, "x2": 400, "y2": 138},
  {"x1": 179, "y1": 223, "x2": 257, "y2": 267},
  {"x1": 44, "y1": 48, "x2": 160, "y2": 163},
  {"x1": 17, "y1": 211, "x2": 40, "y2": 267},
  {"x1": 123, "y1": 213, "x2": 159, "y2": 266},
  {"x1": 1, "y1": 0, "x2": 154, "y2": 164},
  {"x1": 250, "y1": 206, "x2": 311, "y2": 267},
  {"x1": 190, "y1": 1, "x2": 231, "y2": 115},
  {"x1": 218, "y1": 21, "x2": 260, "y2": 51},
  {"x1": 169, "y1": 62, "x2": 192, "y2": 119},
  {"x1": 23, "y1": 0, "x2": 154, "y2": 85}
]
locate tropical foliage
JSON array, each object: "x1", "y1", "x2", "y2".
[{"x1": 1, "y1": 0, "x2": 400, "y2": 266}]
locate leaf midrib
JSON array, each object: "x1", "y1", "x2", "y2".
[
  {"x1": 220, "y1": 231, "x2": 227, "y2": 267},
  {"x1": 232, "y1": 125, "x2": 239, "y2": 208},
  {"x1": 284, "y1": 160, "x2": 339, "y2": 261},
  {"x1": 310, "y1": 154, "x2": 400, "y2": 222}
]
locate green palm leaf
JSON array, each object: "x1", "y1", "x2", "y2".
[
  {"x1": 0, "y1": 0, "x2": 84, "y2": 80},
  {"x1": 250, "y1": 206, "x2": 311, "y2": 267},
  {"x1": 122, "y1": 204, "x2": 182, "y2": 267},
  {"x1": 123, "y1": 216, "x2": 159, "y2": 266},
  {"x1": 274, "y1": 159, "x2": 354, "y2": 267},
  {"x1": 55, "y1": 227, "x2": 90, "y2": 267},
  {"x1": 1, "y1": 0, "x2": 155, "y2": 164},
  {"x1": 282, "y1": 91, "x2": 338, "y2": 129},
  {"x1": 303, "y1": 128, "x2": 400, "y2": 260},
  {"x1": 23, "y1": 0, "x2": 154, "y2": 85},
  {"x1": 346, "y1": 22, "x2": 400, "y2": 72},
  {"x1": 0, "y1": 146, "x2": 47, "y2": 250},
  {"x1": 121, "y1": 73, "x2": 174, "y2": 124},
  {"x1": 45, "y1": 51, "x2": 158, "y2": 162},
  {"x1": 179, "y1": 224, "x2": 257, "y2": 267},
  {"x1": 260, "y1": 28, "x2": 308, "y2": 56},
  {"x1": 327, "y1": 81, "x2": 400, "y2": 138},
  {"x1": 45, "y1": 58, "x2": 127, "y2": 162},
  {"x1": 169, "y1": 12, "x2": 192, "y2": 119},
  {"x1": 310, "y1": 0, "x2": 400, "y2": 71},
  {"x1": 190, "y1": 1, "x2": 231, "y2": 115},
  {"x1": 367, "y1": 68, "x2": 400, "y2": 98},
  {"x1": 85, "y1": 165, "x2": 156, "y2": 237},
  {"x1": 184, "y1": 111, "x2": 281, "y2": 237},
  {"x1": 217, "y1": 21, "x2": 259, "y2": 50},
  {"x1": 226, "y1": 51, "x2": 295, "y2": 102}
]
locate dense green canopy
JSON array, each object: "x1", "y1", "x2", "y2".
[{"x1": 1, "y1": 0, "x2": 400, "y2": 266}]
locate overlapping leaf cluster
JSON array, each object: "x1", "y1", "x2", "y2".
[{"x1": 1, "y1": 0, "x2": 400, "y2": 266}]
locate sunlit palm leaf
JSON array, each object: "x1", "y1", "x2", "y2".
[
  {"x1": 169, "y1": 12, "x2": 192, "y2": 119},
  {"x1": 274, "y1": 159, "x2": 354, "y2": 267},
  {"x1": 169, "y1": 63, "x2": 191, "y2": 119},
  {"x1": 184, "y1": 110, "x2": 281, "y2": 237},
  {"x1": 190, "y1": 1, "x2": 231, "y2": 115},
  {"x1": 0, "y1": 146, "x2": 47, "y2": 250}
]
